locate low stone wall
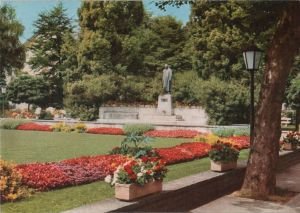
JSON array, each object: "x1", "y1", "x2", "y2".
[
  {"x1": 99, "y1": 105, "x2": 209, "y2": 125},
  {"x1": 64, "y1": 150, "x2": 300, "y2": 213}
]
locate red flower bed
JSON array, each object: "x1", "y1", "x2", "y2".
[
  {"x1": 145, "y1": 130, "x2": 200, "y2": 138},
  {"x1": 16, "y1": 155, "x2": 127, "y2": 191},
  {"x1": 16, "y1": 123, "x2": 52, "y2": 132},
  {"x1": 156, "y1": 142, "x2": 211, "y2": 164},
  {"x1": 15, "y1": 136, "x2": 249, "y2": 191},
  {"x1": 86, "y1": 127, "x2": 124, "y2": 135}
]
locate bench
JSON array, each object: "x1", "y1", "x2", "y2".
[{"x1": 281, "y1": 117, "x2": 291, "y2": 127}]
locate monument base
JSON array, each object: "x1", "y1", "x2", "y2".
[{"x1": 157, "y1": 94, "x2": 173, "y2": 116}]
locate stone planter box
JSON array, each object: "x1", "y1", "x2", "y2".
[
  {"x1": 115, "y1": 181, "x2": 162, "y2": 201},
  {"x1": 283, "y1": 143, "x2": 297, "y2": 151},
  {"x1": 210, "y1": 160, "x2": 237, "y2": 172}
]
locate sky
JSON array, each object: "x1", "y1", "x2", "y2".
[{"x1": 1, "y1": 0, "x2": 191, "y2": 42}]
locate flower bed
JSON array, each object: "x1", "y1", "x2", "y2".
[
  {"x1": 86, "y1": 127, "x2": 124, "y2": 135},
  {"x1": 155, "y1": 142, "x2": 211, "y2": 164},
  {"x1": 16, "y1": 123, "x2": 52, "y2": 132},
  {"x1": 226, "y1": 136, "x2": 250, "y2": 150},
  {"x1": 16, "y1": 155, "x2": 127, "y2": 191},
  {"x1": 14, "y1": 137, "x2": 250, "y2": 191},
  {"x1": 144, "y1": 130, "x2": 200, "y2": 138}
]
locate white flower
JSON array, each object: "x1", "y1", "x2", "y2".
[
  {"x1": 104, "y1": 175, "x2": 112, "y2": 183},
  {"x1": 137, "y1": 172, "x2": 143, "y2": 177}
]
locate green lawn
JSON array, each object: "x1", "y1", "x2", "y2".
[
  {"x1": 0, "y1": 129, "x2": 249, "y2": 213},
  {"x1": 0, "y1": 129, "x2": 187, "y2": 163}
]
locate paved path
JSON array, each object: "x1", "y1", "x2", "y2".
[{"x1": 191, "y1": 163, "x2": 300, "y2": 213}]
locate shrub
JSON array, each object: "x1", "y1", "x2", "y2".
[
  {"x1": 73, "y1": 123, "x2": 87, "y2": 133},
  {"x1": 212, "y1": 128, "x2": 235, "y2": 137},
  {"x1": 199, "y1": 77, "x2": 253, "y2": 125},
  {"x1": 39, "y1": 110, "x2": 54, "y2": 120},
  {"x1": 51, "y1": 122, "x2": 73, "y2": 132},
  {"x1": 208, "y1": 141, "x2": 239, "y2": 163},
  {"x1": 195, "y1": 133, "x2": 220, "y2": 145},
  {"x1": 0, "y1": 119, "x2": 29, "y2": 129},
  {"x1": 66, "y1": 105, "x2": 99, "y2": 121},
  {"x1": 233, "y1": 127, "x2": 250, "y2": 136},
  {"x1": 123, "y1": 124, "x2": 154, "y2": 136},
  {"x1": 0, "y1": 159, "x2": 31, "y2": 202},
  {"x1": 110, "y1": 134, "x2": 156, "y2": 158}
]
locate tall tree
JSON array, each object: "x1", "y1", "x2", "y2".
[
  {"x1": 77, "y1": 1, "x2": 144, "y2": 75},
  {"x1": 186, "y1": 1, "x2": 282, "y2": 80},
  {"x1": 0, "y1": 5, "x2": 25, "y2": 86},
  {"x1": 29, "y1": 2, "x2": 73, "y2": 107},
  {"x1": 158, "y1": 0, "x2": 300, "y2": 198}
]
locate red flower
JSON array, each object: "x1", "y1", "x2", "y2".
[
  {"x1": 144, "y1": 130, "x2": 200, "y2": 138},
  {"x1": 86, "y1": 127, "x2": 124, "y2": 135},
  {"x1": 16, "y1": 123, "x2": 52, "y2": 132}
]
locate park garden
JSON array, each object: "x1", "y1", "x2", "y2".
[{"x1": 1, "y1": 1, "x2": 300, "y2": 213}]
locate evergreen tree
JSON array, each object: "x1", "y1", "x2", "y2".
[
  {"x1": 0, "y1": 5, "x2": 25, "y2": 86},
  {"x1": 29, "y1": 2, "x2": 73, "y2": 107}
]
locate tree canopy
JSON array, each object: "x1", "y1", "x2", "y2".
[
  {"x1": 0, "y1": 5, "x2": 25, "y2": 86},
  {"x1": 6, "y1": 75, "x2": 50, "y2": 108},
  {"x1": 29, "y1": 2, "x2": 73, "y2": 107}
]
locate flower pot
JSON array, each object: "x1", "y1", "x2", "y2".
[
  {"x1": 115, "y1": 181, "x2": 162, "y2": 201},
  {"x1": 283, "y1": 143, "x2": 297, "y2": 151},
  {"x1": 210, "y1": 160, "x2": 237, "y2": 172}
]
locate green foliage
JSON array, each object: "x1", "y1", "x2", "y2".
[
  {"x1": 0, "y1": 5, "x2": 25, "y2": 85},
  {"x1": 208, "y1": 141, "x2": 239, "y2": 163},
  {"x1": 66, "y1": 105, "x2": 98, "y2": 121},
  {"x1": 6, "y1": 75, "x2": 50, "y2": 108},
  {"x1": 172, "y1": 71, "x2": 203, "y2": 105},
  {"x1": 29, "y1": 3, "x2": 73, "y2": 107},
  {"x1": 0, "y1": 119, "x2": 29, "y2": 129},
  {"x1": 64, "y1": 75, "x2": 118, "y2": 107},
  {"x1": 110, "y1": 134, "x2": 156, "y2": 158},
  {"x1": 123, "y1": 124, "x2": 155, "y2": 136},
  {"x1": 187, "y1": 1, "x2": 284, "y2": 80},
  {"x1": 64, "y1": 74, "x2": 118, "y2": 120},
  {"x1": 212, "y1": 127, "x2": 251, "y2": 137},
  {"x1": 287, "y1": 74, "x2": 300, "y2": 109},
  {"x1": 78, "y1": 1, "x2": 144, "y2": 75},
  {"x1": 200, "y1": 77, "x2": 253, "y2": 125},
  {"x1": 212, "y1": 128, "x2": 235, "y2": 137},
  {"x1": 38, "y1": 110, "x2": 54, "y2": 120}
]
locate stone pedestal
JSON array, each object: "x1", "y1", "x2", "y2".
[{"x1": 157, "y1": 94, "x2": 173, "y2": 116}]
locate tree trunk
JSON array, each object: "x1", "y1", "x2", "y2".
[{"x1": 241, "y1": 2, "x2": 300, "y2": 198}]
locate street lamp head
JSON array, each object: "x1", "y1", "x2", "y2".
[{"x1": 243, "y1": 46, "x2": 263, "y2": 71}]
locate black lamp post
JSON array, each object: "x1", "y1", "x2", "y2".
[
  {"x1": 1, "y1": 86, "x2": 6, "y2": 118},
  {"x1": 243, "y1": 47, "x2": 263, "y2": 144}
]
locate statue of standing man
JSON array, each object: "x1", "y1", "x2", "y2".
[{"x1": 162, "y1": 64, "x2": 172, "y2": 94}]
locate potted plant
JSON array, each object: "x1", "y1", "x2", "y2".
[
  {"x1": 208, "y1": 141, "x2": 239, "y2": 172},
  {"x1": 283, "y1": 131, "x2": 300, "y2": 150},
  {"x1": 105, "y1": 157, "x2": 167, "y2": 201}
]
